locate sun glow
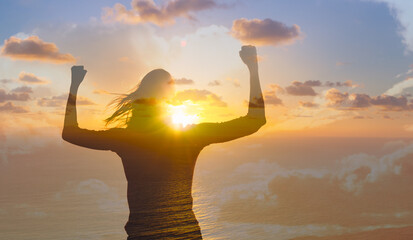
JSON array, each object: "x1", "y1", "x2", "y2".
[{"x1": 168, "y1": 103, "x2": 199, "y2": 128}]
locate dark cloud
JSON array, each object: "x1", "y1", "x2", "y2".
[
  {"x1": 370, "y1": 95, "x2": 412, "y2": 111},
  {"x1": 172, "y1": 89, "x2": 227, "y2": 107},
  {"x1": 102, "y1": 0, "x2": 222, "y2": 26},
  {"x1": 0, "y1": 88, "x2": 30, "y2": 103},
  {"x1": 0, "y1": 102, "x2": 29, "y2": 113},
  {"x1": 18, "y1": 72, "x2": 49, "y2": 84},
  {"x1": 37, "y1": 94, "x2": 95, "y2": 107},
  {"x1": 0, "y1": 36, "x2": 75, "y2": 63},
  {"x1": 230, "y1": 18, "x2": 302, "y2": 46},
  {"x1": 325, "y1": 88, "x2": 413, "y2": 111},
  {"x1": 285, "y1": 81, "x2": 319, "y2": 96},
  {"x1": 173, "y1": 77, "x2": 194, "y2": 85},
  {"x1": 325, "y1": 88, "x2": 371, "y2": 109}
]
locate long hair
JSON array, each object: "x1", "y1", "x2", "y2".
[{"x1": 105, "y1": 69, "x2": 174, "y2": 128}]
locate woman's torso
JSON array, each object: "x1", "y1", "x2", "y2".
[{"x1": 110, "y1": 127, "x2": 205, "y2": 239}]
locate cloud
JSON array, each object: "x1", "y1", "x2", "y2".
[
  {"x1": 269, "y1": 84, "x2": 285, "y2": 94},
  {"x1": 219, "y1": 142, "x2": 413, "y2": 227},
  {"x1": 325, "y1": 88, "x2": 413, "y2": 111},
  {"x1": 102, "y1": 0, "x2": 222, "y2": 26},
  {"x1": 384, "y1": 77, "x2": 413, "y2": 96},
  {"x1": 18, "y1": 72, "x2": 49, "y2": 84},
  {"x1": 299, "y1": 101, "x2": 318, "y2": 108},
  {"x1": 93, "y1": 89, "x2": 111, "y2": 95},
  {"x1": 173, "y1": 77, "x2": 194, "y2": 85},
  {"x1": 230, "y1": 18, "x2": 302, "y2": 46},
  {"x1": 264, "y1": 90, "x2": 283, "y2": 106},
  {"x1": 172, "y1": 89, "x2": 227, "y2": 107},
  {"x1": 226, "y1": 78, "x2": 240, "y2": 87},
  {"x1": 325, "y1": 80, "x2": 359, "y2": 88},
  {"x1": 369, "y1": 0, "x2": 413, "y2": 52},
  {"x1": 37, "y1": 94, "x2": 96, "y2": 107},
  {"x1": 370, "y1": 94, "x2": 412, "y2": 111},
  {"x1": 325, "y1": 88, "x2": 371, "y2": 109},
  {"x1": 0, "y1": 36, "x2": 75, "y2": 63},
  {"x1": 0, "y1": 79, "x2": 13, "y2": 85},
  {"x1": 11, "y1": 86, "x2": 32, "y2": 94},
  {"x1": 285, "y1": 80, "x2": 320, "y2": 96},
  {"x1": 0, "y1": 102, "x2": 29, "y2": 113},
  {"x1": 208, "y1": 80, "x2": 221, "y2": 86},
  {"x1": 0, "y1": 88, "x2": 31, "y2": 103}
]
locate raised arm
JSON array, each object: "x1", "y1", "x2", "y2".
[
  {"x1": 62, "y1": 66, "x2": 115, "y2": 150},
  {"x1": 241, "y1": 45, "x2": 266, "y2": 120},
  {"x1": 190, "y1": 45, "x2": 266, "y2": 145}
]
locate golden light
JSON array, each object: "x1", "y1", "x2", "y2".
[{"x1": 168, "y1": 102, "x2": 199, "y2": 128}]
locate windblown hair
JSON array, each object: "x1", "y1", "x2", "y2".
[{"x1": 105, "y1": 69, "x2": 173, "y2": 127}]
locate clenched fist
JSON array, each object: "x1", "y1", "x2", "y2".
[
  {"x1": 71, "y1": 65, "x2": 87, "y2": 86},
  {"x1": 239, "y1": 45, "x2": 258, "y2": 69}
]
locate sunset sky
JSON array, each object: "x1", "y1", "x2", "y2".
[
  {"x1": 1, "y1": 0, "x2": 412, "y2": 137},
  {"x1": 1, "y1": 1, "x2": 413, "y2": 240}
]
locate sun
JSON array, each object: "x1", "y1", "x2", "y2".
[{"x1": 168, "y1": 103, "x2": 199, "y2": 128}]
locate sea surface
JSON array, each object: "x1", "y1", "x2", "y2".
[{"x1": 1, "y1": 137, "x2": 413, "y2": 239}]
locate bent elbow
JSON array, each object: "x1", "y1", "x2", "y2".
[
  {"x1": 61, "y1": 126, "x2": 77, "y2": 143},
  {"x1": 61, "y1": 129, "x2": 71, "y2": 142},
  {"x1": 259, "y1": 116, "x2": 266, "y2": 127},
  {"x1": 255, "y1": 117, "x2": 266, "y2": 132},
  {"x1": 249, "y1": 116, "x2": 266, "y2": 133}
]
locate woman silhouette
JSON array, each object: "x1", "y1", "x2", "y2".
[{"x1": 62, "y1": 45, "x2": 266, "y2": 239}]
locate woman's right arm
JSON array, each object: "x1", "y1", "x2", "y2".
[
  {"x1": 62, "y1": 66, "x2": 115, "y2": 151},
  {"x1": 189, "y1": 46, "x2": 266, "y2": 145}
]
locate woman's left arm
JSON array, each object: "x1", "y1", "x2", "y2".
[{"x1": 62, "y1": 66, "x2": 115, "y2": 151}]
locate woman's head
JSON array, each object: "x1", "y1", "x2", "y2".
[{"x1": 105, "y1": 69, "x2": 175, "y2": 128}]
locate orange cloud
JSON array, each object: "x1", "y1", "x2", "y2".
[
  {"x1": 93, "y1": 89, "x2": 111, "y2": 95},
  {"x1": 1, "y1": 36, "x2": 75, "y2": 63},
  {"x1": 172, "y1": 89, "x2": 227, "y2": 107},
  {"x1": 299, "y1": 101, "x2": 318, "y2": 108},
  {"x1": 102, "y1": 0, "x2": 222, "y2": 26},
  {"x1": 231, "y1": 18, "x2": 302, "y2": 46},
  {"x1": 264, "y1": 90, "x2": 283, "y2": 106}
]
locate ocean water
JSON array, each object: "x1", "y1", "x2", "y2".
[{"x1": 1, "y1": 137, "x2": 413, "y2": 239}]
